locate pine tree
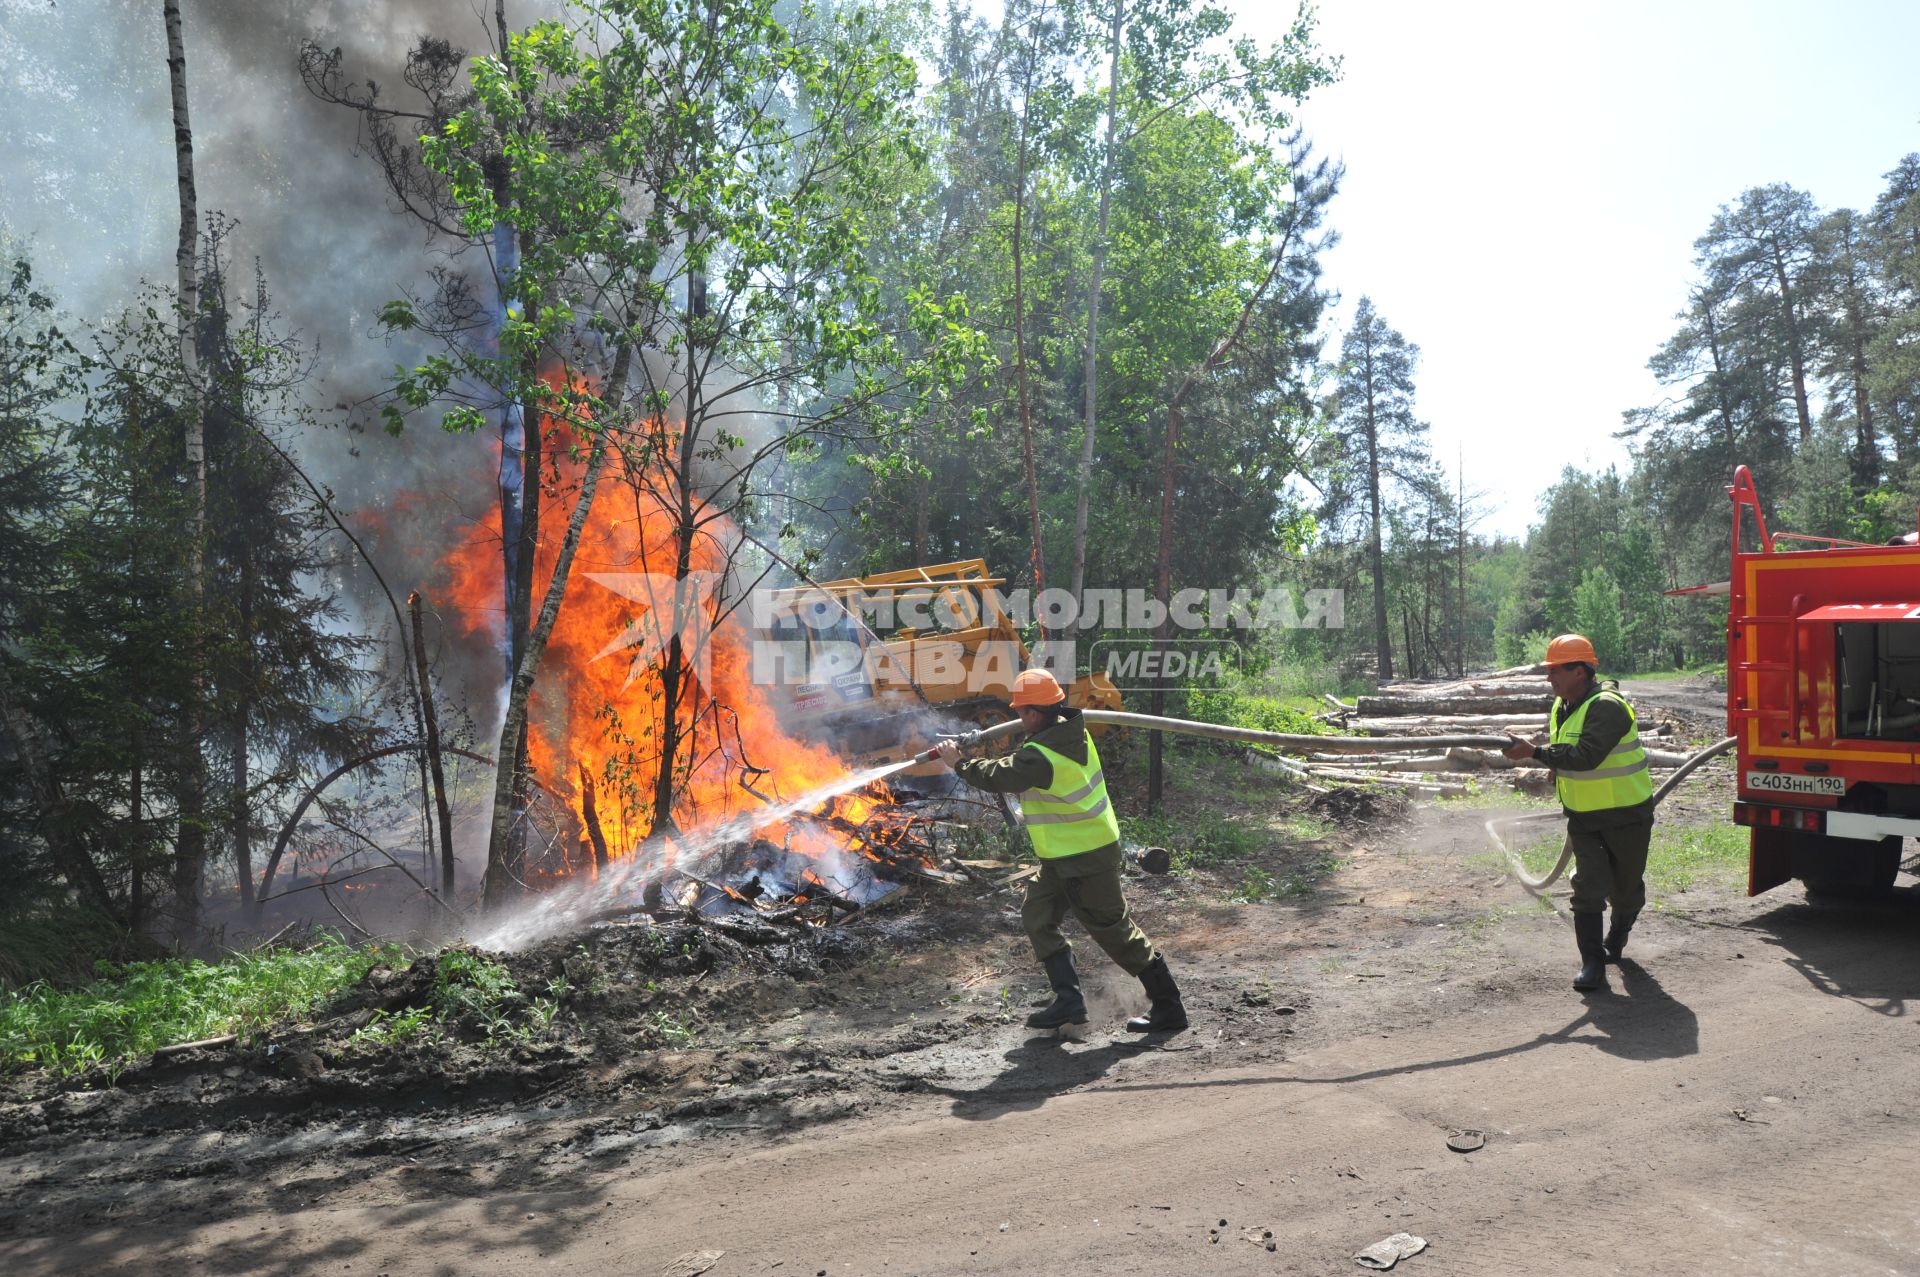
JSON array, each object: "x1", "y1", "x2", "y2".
[
  {"x1": 1867, "y1": 155, "x2": 1920, "y2": 464},
  {"x1": 195, "y1": 259, "x2": 372, "y2": 908},
  {"x1": 1322, "y1": 297, "x2": 1431, "y2": 680},
  {"x1": 0, "y1": 252, "x2": 123, "y2": 922},
  {"x1": 1695, "y1": 185, "x2": 1824, "y2": 446}
]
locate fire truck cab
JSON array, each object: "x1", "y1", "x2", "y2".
[{"x1": 1725, "y1": 466, "x2": 1920, "y2": 894}]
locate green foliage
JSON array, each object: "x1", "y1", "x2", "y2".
[
  {"x1": 1849, "y1": 484, "x2": 1918, "y2": 544},
  {"x1": 644, "y1": 1009, "x2": 696, "y2": 1048},
  {"x1": 1571, "y1": 567, "x2": 1627, "y2": 672},
  {"x1": 1493, "y1": 593, "x2": 1547, "y2": 668},
  {"x1": 0, "y1": 240, "x2": 373, "y2": 933},
  {"x1": 431, "y1": 948, "x2": 521, "y2": 1022},
  {"x1": 1184, "y1": 685, "x2": 1329, "y2": 738},
  {"x1": 0, "y1": 934, "x2": 392, "y2": 1080},
  {"x1": 806, "y1": 0, "x2": 1336, "y2": 626},
  {"x1": 353, "y1": 1004, "x2": 435, "y2": 1045},
  {"x1": 0, "y1": 904, "x2": 158, "y2": 993},
  {"x1": 393, "y1": 0, "x2": 978, "y2": 446},
  {"x1": 353, "y1": 946, "x2": 551, "y2": 1047},
  {"x1": 1315, "y1": 296, "x2": 1434, "y2": 678},
  {"x1": 1227, "y1": 866, "x2": 1281, "y2": 902}
]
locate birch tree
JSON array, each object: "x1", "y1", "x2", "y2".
[{"x1": 388, "y1": 0, "x2": 976, "y2": 910}]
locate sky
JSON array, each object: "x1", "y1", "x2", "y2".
[{"x1": 1249, "y1": 0, "x2": 1920, "y2": 535}]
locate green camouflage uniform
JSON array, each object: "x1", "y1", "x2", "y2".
[
  {"x1": 1535, "y1": 685, "x2": 1657, "y2": 915},
  {"x1": 956, "y1": 710, "x2": 1156, "y2": 975}
]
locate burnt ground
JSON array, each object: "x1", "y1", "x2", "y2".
[{"x1": 6, "y1": 675, "x2": 1920, "y2": 1275}]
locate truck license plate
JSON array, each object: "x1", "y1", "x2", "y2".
[{"x1": 1745, "y1": 771, "x2": 1845, "y2": 796}]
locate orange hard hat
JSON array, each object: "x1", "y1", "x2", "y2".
[
  {"x1": 1010, "y1": 668, "x2": 1068, "y2": 708},
  {"x1": 1545, "y1": 634, "x2": 1599, "y2": 667}
]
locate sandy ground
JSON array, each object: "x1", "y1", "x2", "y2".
[{"x1": 8, "y1": 676, "x2": 1920, "y2": 1276}]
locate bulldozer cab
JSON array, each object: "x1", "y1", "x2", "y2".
[{"x1": 756, "y1": 560, "x2": 1121, "y2": 769}]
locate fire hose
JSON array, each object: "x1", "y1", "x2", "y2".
[
  {"x1": 914, "y1": 710, "x2": 1530, "y2": 764},
  {"x1": 915, "y1": 712, "x2": 1738, "y2": 906},
  {"x1": 1483, "y1": 735, "x2": 1737, "y2": 908}
]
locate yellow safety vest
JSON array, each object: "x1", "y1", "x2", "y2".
[
  {"x1": 1550, "y1": 689, "x2": 1653, "y2": 812},
  {"x1": 1021, "y1": 736, "x2": 1122, "y2": 858}
]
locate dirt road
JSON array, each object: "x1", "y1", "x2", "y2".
[{"x1": 7, "y1": 678, "x2": 1920, "y2": 1275}]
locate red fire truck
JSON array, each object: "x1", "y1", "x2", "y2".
[{"x1": 1719, "y1": 465, "x2": 1920, "y2": 894}]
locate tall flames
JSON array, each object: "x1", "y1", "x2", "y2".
[{"x1": 433, "y1": 414, "x2": 889, "y2": 887}]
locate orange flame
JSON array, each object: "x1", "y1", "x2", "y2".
[{"x1": 431, "y1": 395, "x2": 890, "y2": 881}]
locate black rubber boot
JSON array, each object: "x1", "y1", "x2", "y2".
[
  {"x1": 1124, "y1": 954, "x2": 1189, "y2": 1033},
  {"x1": 1573, "y1": 911, "x2": 1608, "y2": 992},
  {"x1": 1026, "y1": 950, "x2": 1088, "y2": 1029},
  {"x1": 1603, "y1": 908, "x2": 1639, "y2": 964}
]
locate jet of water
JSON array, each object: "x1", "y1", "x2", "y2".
[{"x1": 471, "y1": 760, "x2": 914, "y2": 951}]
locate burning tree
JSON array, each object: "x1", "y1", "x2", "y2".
[{"x1": 380, "y1": 0, "x2": 980, "y2": 910}]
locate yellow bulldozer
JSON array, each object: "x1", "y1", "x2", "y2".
[{"x1": 758, "y1": 559, "x2": 1121, "y2": 772}]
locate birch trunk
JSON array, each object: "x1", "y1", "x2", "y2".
[
  {"x1": 481, "y1": 342, "x2": 631, "y2": 911},
  {"x1": 1010, "y1": 19, "x2": 1047, "y2": 639},
  {"x1": 164, "y1": 0, "x2": 209, "y2": 939},
  {"x1": 1067, "y1": 0, "x2": 1123, "y2": 616}
]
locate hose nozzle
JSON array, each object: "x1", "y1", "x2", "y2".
[{"x1": 915, "y1": 729, "x2": 982, "y2": 764}]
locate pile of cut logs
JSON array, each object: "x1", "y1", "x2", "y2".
[{"x1": 1287, "y1": 664, "x2": 1685, "y2": 798}]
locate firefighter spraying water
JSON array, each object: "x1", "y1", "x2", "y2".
[{"x1": 935, "y1": 669, "x2": 1188, "y2": 1035}]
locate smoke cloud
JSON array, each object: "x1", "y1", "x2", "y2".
[{"x1": 3, "y1": 1, "x2": 578, "y2": 708}]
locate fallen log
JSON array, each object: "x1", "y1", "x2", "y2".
[
  {"x1": 1258, "y1": 732, "x2": 1520, "y2": 752},
  {"x1": 1302, "y1": 768, "x2": 1468, "y2": 796},
  {"x1": 1349, "y1": 715, "x2": 1677, "y2": 738},
  {"x1": 1354, "y1": 693, "x2": 1554, "y2": 716},
  {"x1": 1303, "y1": 752, "x2": 1453, "y2": 770},
  {"x1": 1243, "y1": 750, "x2": 1332, "y2": 793},
  {"x1": 153, "y1": 1034, "x2": 238, "y2": 1059},
  {"x1": 1372, "y1": 680, "x2": 1550, "y2": 698},
  {"x1": 1352, "y1": 715, "x2": 1548, "y2": 734}
]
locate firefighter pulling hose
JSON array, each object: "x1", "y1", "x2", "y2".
[
  {"x1": 1488, "y1": 634, "x2": 1744, "y2": 993},
  {"x1": 1487, "y1": 735, "x2": 1736, "y2": 904}
]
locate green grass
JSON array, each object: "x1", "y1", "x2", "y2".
[
  {"x1": 1436, "y1": 785, "x2": 1555, "y2": 813},
  {"x1": 1120, "y1": 809, "x2": 1266, "y2": 870},
  {"x1": 644, "y1": 1010, "x2": 696, "y2": 1047},
  {"x1": 1484, "y1": 821, "x2": 1747, "y2": 897},
  {"x1": 1647, "y1": 823, "x2": 1748, "y2": 893},
  {"x1": 1507, "y1": 830, "x2": 1569, "y2": 876},
  {"x1": 1621, "y1": 661, "x2": 1726, "y2": 682},
  {"x1": 1280, "y1": 812, "x2": 1339, "y2": 842},
  {"x1": 0, "y1": 933, "x2": 398, "y2": 1081},
  {"x1": 1227, "y1": 854, "x2": 1346, "y2": 903},
  {"x1": 352, "y1": 947, "x2": 556, "y2": 1048}
]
